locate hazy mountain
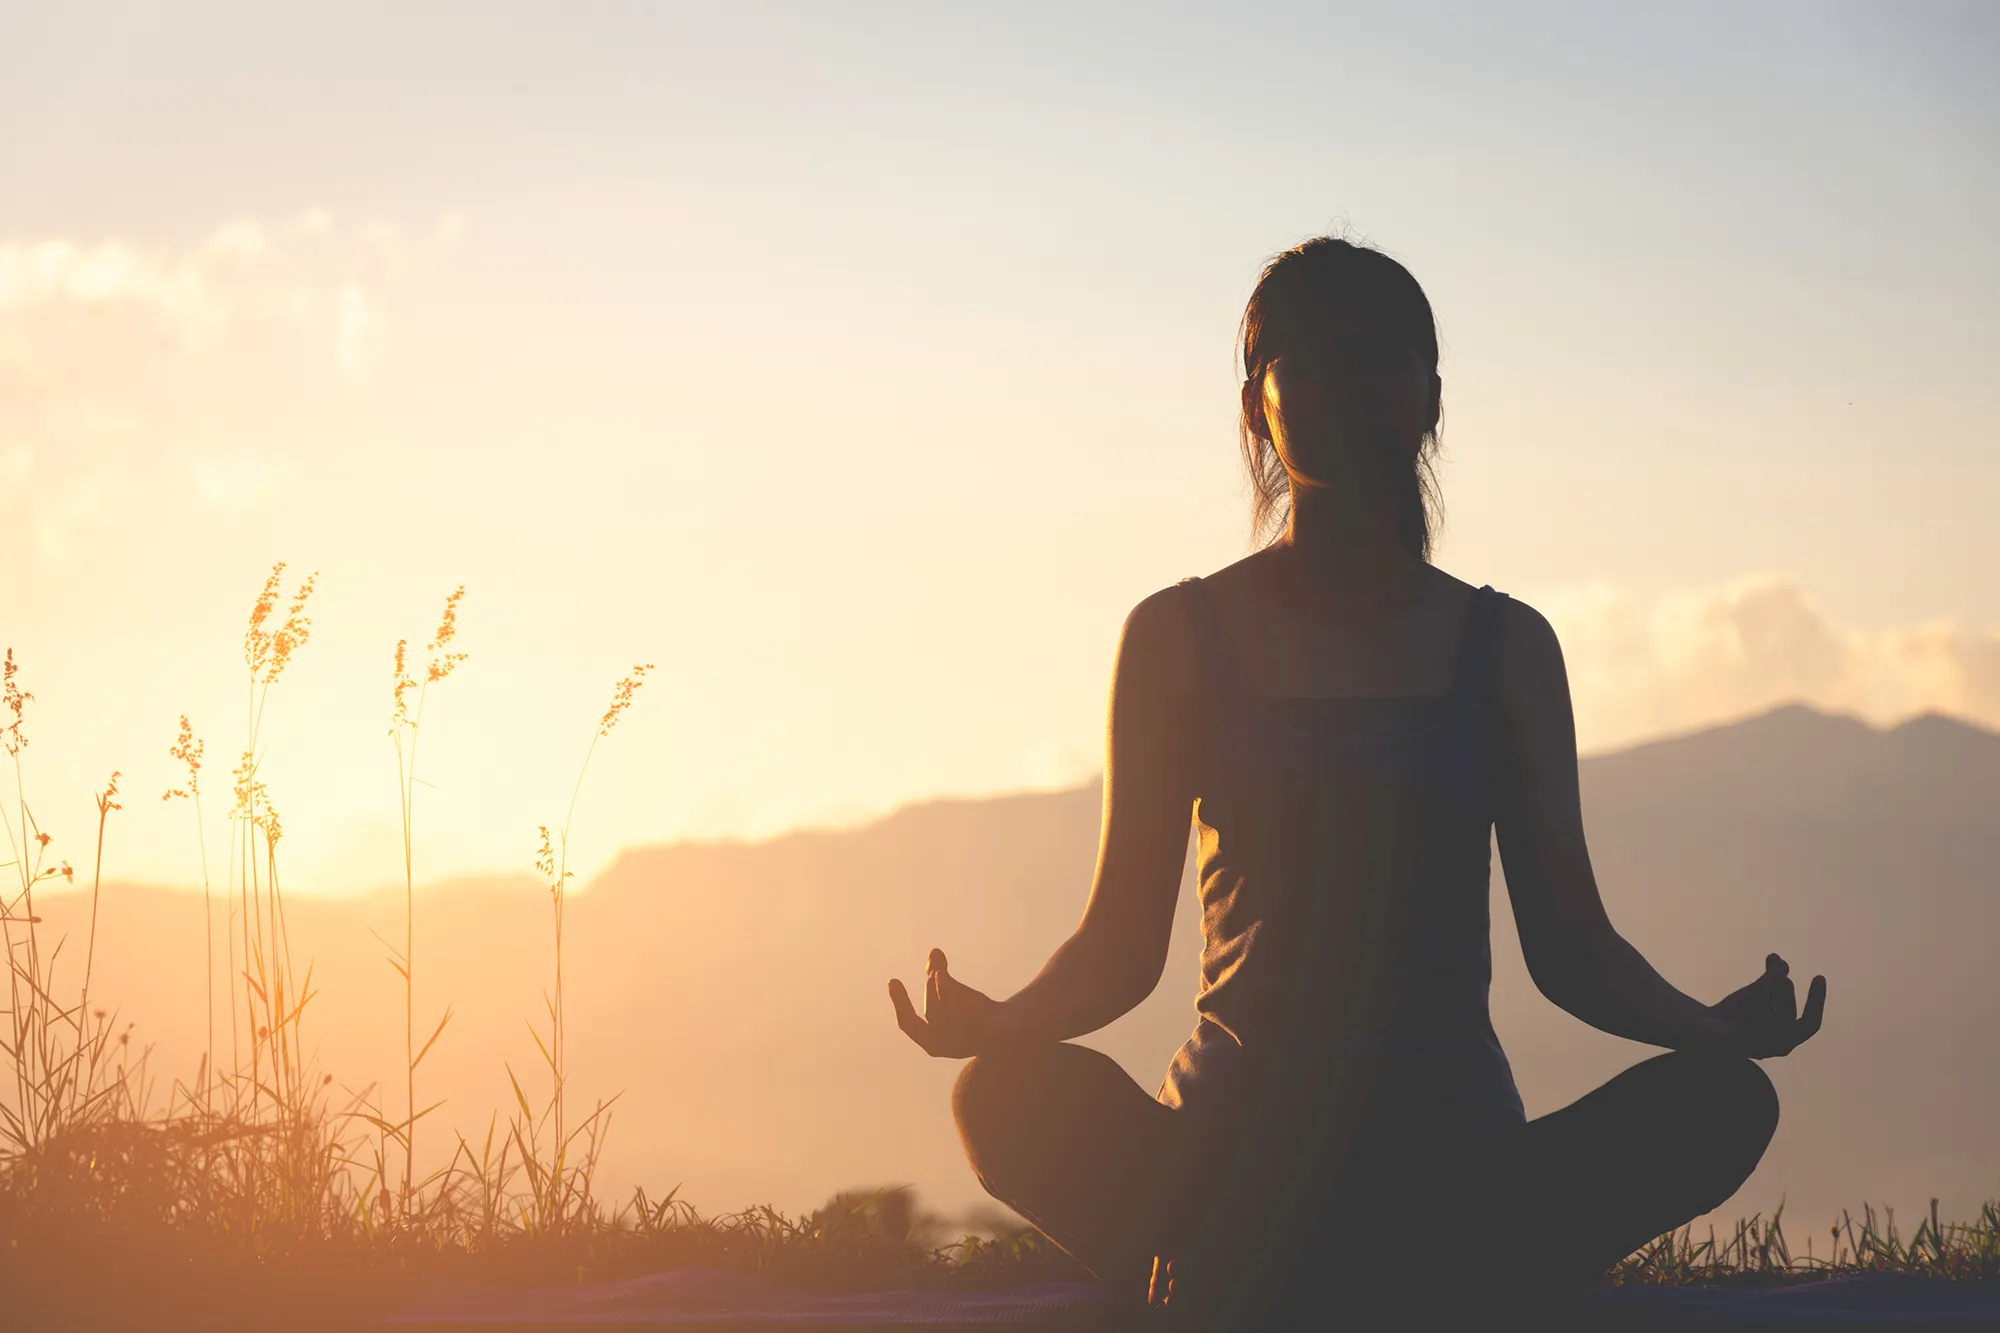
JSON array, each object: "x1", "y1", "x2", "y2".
[{"x1": 31, "y1": 704, "x2": 2000, "y2": 1231}]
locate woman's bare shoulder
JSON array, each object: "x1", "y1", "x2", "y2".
[
  {"x1": 1184, "y1": 548, "x2": 1274, "y2": 597},
  {"x1": 1130, "y1": 550, "x2": 1285, "y2": 686},
  {"x1": 1117, "y1": 579, "x2": 1209, "y2": 701},
  {"x1": 1492, "y1": 592, "x2": 1569, "y2": 714}
]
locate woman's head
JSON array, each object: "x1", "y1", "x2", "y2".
[{"x1": 1238, "y1": 237, "x2": 1443, "y2": 557}]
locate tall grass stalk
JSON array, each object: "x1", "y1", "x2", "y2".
[
  {"x1": 383, "y1": 586, "x2": 467, "y2": 1222},
  {"x1": 0, "y1": 651, "x2": 130, "y2": 1154},
  {"x1": 217, "y1": 562, "x2": 332, "y2": 1225},
  {"x1": 162, "y1": 717, "x2": 214, "y2": 1110},
  {"x1": 512, "y1": 662, "x2": 653, "y2": 1235},
  {"x1": 76, "y1": 770, "x2": 121, "y2": 1046}
]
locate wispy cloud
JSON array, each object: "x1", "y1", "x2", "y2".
[
  {"x1": 0, "y1": 212, "x2": 458, "y2": 563},
  {"x1": 1537, "y1": 574, "x2": 2000, "y2": 751},
  {"x1": 0, "y1": 221, "x2": 265, "y2": 351},
  {"x1": 0, "y1": 216, "x2": 403, "y2": 370}
]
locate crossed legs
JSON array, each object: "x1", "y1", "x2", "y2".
[{"x1": 953, "y1": 1044, "x2": 1779, "y2": 1310}]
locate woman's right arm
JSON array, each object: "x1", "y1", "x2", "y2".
[
  {"x1": 889, "y1": 585, "x2": 1201, "y2": 1057},
  {"x1": 991, "y1": 585, "x2": 1202, "y2": 1043}
]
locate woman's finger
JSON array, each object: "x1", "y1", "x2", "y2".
[
  {"x1": 1795, "y1": 974, "x2": 1828, "y2": 1043},
  {"x1": 887, "y1": 978, "x2": 935, "y2": 1053},
  {"x1": 1771, "y1": 971, "x2": 1797, "y2": 1019},
  {"x1": 926, "y1": 948, "x2": 950, "y2": 1018}
]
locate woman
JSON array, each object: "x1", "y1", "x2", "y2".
[{"x1": 886, "y1": 237, "x2": 1826, "y2": 1325}]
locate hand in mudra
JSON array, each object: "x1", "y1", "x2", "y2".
[
  {"x1": 888, "y1": 948, "x2": 1003, "y2": 1058},
  {"x1": 1710, "y1": 953, "x2": 1827, "y2": 1058}
]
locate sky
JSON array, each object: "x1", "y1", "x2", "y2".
[{"x1": 2, "y1": 1, "x2": 1996, "y2": 896}]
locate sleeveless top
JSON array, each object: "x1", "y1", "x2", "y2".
[{"x1": 1162, "y1": 577, "x2": 1526, "y2": 1136}]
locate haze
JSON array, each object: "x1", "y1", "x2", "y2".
[{"x1": 3, "y1": 4, "x2": 1996, "y2": 901}]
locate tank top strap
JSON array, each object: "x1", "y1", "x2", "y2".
[
  {"x1": 1448, "y1": 585, "x2": 1510, "y2": 706},
  {"x1": 1176, "y1": 576, "x2": 1246, "y2": 704}
]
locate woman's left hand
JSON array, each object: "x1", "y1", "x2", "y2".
[
  {"x1": 1707, "y1": 953, "x2": 1827, "y2": 1058},
  {"x1": 888, "y1": 948, "x2": 1005, "y2": 1058}
]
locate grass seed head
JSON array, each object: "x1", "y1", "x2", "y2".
[
  {"x1": 231, "y1": 751, "x2": 258, "y2": 820},
  {"x1": 428, "y1": 587, "x2": 466, "y2": 656},
  {"x1": 393, "y1": 588, "x2": 470, "y2": 724},
  {"x1": 163, "y1": 715, "x2": 204, "y2": 801},
  {"x1": 425, "y1": 585, "x2": 467, "y2": 681},
  {"x1": 265, "y1": 572, "x2": 318, "y2": 685},
  {"x1": 3, "y1": 647, "x2": 31, "y2": 756},
  {"x1": 245, "y1": 563, "x2": 318, "y2": 685},
  {"x1": 244, "y1": 563, "x2": 285, "y2": 670},
  {"x1": 598, "y1": 664, "x2": 656, "y2": 738},
  {"x1": 392, "y1": 639, "x2": 416, "y2": 726}
]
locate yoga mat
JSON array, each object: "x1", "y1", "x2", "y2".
[
  {"x1": 384, "y1": 1268, "x2": 2000, "y2": 1328},
  {"x1": 382, "y1": 1269, "x2": 1104, "y2": 1326},
  {"x1": 1578, "y1": 1273, "x2": 2000, "y2": 1326}
]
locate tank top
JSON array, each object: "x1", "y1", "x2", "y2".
[{"x1": 1162, "y1": 577, "x2": 1526, "y2": 1135}]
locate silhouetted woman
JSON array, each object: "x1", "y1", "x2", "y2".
[{"x1": 888, "y1": 237, "x2": 1826, "y2": 1327}]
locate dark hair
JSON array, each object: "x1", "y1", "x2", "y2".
[{"x1": 1238, "y1": 236, "x2": 1443, "y2": 557}]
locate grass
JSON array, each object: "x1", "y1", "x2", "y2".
[
  {"x1": 0, "y1": 565, "x2": 1995, "y2": 1332},
  {"x1": 1611, "y1": 1198, "x2": 2000, "y2": 1285}
]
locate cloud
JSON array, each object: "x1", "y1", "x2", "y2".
[
  {"x1": 0, "y1": 214, "x2": 458, "y2": 563},
  {"x1": 0, "y1": 221, "x2": 279, "y2": 352},
  {"x1": 0, "y1": 217, "x2": 398, "y2": 369},
  {"x1": 1534, "y1": 574, "x2": 2000, "y2": 752}
]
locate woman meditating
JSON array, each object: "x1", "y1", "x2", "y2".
[{"x1": 887, "y1": 236, "x2": 1827, "y2": 1325}]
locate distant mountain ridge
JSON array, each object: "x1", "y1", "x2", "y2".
[
  {"x1": 1584, "y1": 705, "x2": 2000, "y2": 823},
  {"x1": 31, "y1": 704, "x2": 2000, "y2": 1228}
]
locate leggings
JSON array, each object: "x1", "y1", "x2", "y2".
[{"x1": 954, "y1": 1045, "x2": 1778, "y2": 1320}]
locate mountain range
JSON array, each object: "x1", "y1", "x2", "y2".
[{"x1": 33, "y1": 703, "x2": 2000, "y2": 1230}]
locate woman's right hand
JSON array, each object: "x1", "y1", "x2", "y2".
[
  {"x1": 1707, "y1": 953, "x2": 1827, "y2": 1058},
  {"x1": 888, "y1": 948, "x2": 1007, "y2": 1058}
]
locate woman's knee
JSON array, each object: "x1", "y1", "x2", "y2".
[
  {"x1": 952, "y1": 1046, "x2": 1055, "y2": 1162},
  {"x1": 1722, "y1": 1056, "x2": 1780, "y2": 1164},
  {"x1": 952, "y1": 1043, "x2": 1137, "y2": 1175},
  {"x1": 951, "y1": 1053, "x2": 1007, "y2": 1145},
  {"x1": 953, "y1": 1046, "x2": 1068, "y2": 1198},
  {"x1": 1635, "y1": 1051, "x2": 1777, "y2": 1134},
  {"x1": 1660, "y1": 1052, "x2": 1780, "y2": 1196},
  {"x1": 1687, "y1": 1053, "x2": 1779, "y2": 1150}
]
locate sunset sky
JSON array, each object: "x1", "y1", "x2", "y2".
[{"x1": 3, "y1": 2, "x2": 1995, "y2": 896}]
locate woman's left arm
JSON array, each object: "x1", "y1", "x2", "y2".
[{"x1": 1491, "y1": 599, "x2": 1825, "y2": 1057}]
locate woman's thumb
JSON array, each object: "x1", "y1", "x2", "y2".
[{"x1": 927, "y1": 947, "x2": 949, "y2": 975}]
